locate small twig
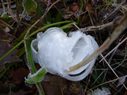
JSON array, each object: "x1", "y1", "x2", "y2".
[
  {"x1": 73, "y1": 22, "x2": 81, "y2": 30},
  {"x1": 80, "y1": 21, "x2": 113, "y2": 32},
  {"x1": 68, "y1": 13, "x2": 127, "y2": 72}
]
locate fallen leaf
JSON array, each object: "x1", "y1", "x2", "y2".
[
  {"x1": 70, "y1": 2, "x2": 79, "y2": 12},
  {"x1": 85, "y1": 3, "x2": 94, "y2": 14},
  {"x1": 0, "y1": 31, "x2": 20, "y2": 64},
  {"x1": 9, "y1": 67, "x2": 29, "y2": 84},
  {"x1": 42, "y1": 74, "x2": 83, "y2": 95}
]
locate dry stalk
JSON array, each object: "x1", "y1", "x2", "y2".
[{"x1": 80, "y1": 21, "x2": 113, "y2": 32}]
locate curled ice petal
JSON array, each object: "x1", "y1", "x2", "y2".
[{"x1": 31, "y1": 27, "x2": 99, "y2": 81}]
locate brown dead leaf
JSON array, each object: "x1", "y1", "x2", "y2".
[
  {"x1": 42, "y1": 74, "x2": 83, "y2": 95},
  {"x1": 9, "y1": 67, "x2": 29, "y2": 84},
  {"x1": 42, "y1": 74, "x2": 66, "y2": 95},
  {"x1": 85, "y1": 3, "x2": 94, "y2": 14},
  {"x1": 69, "y1": 2, "x2": 79, "y2": 12},
  {"x1": 124, "y1": 91, "x2": 127, "y2": 95},
  {"x1": 0, "y1": 30, "x2": 20, "y2": 64}
]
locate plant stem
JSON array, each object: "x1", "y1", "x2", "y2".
[
  {"x1": 24, "y1": 40, "x2": 45, "y2": 95},
  {"x1": 36, "y1": 83, "x2": 45, "y2": 95}
]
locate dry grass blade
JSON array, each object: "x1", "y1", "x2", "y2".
[
  {"x1": 90, "y1": 75, "x2": 127, "y2": 90},
  {"x1": 100, "y1": 54, "x2": 127, "y2": 90},
  {"x1": 68, "y1": 13, "x2": 127, "y2": 72},
  {"x1": 99, "y1": 37, "x2": 127, "y2": 63}
]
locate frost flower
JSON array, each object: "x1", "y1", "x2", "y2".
[
  {"x1": 87, "y1": 87, "x2": 111, "y2": 95},
  {"x1": 31, "y1": 27, "x2": 98, "y2": 81}
]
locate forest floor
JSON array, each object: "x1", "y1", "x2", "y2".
[{"x1": 0, "y1": 0, "x2": 127, "y2": 95}]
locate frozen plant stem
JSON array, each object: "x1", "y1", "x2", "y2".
[
  {"x1": 69, "y1": 13, "x2": 127, "y2": 72},
  {"x1": 31, "y1": 27, "x2": 98, "y2": 81}
]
